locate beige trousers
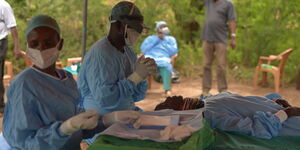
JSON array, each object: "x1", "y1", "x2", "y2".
[{"x1": 202, "y1": 41, "x2": 227, "y2": 93}]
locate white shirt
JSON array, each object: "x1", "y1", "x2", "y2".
[{"x1": 0, "y1": 0, "x2": 16, "y2": 40}]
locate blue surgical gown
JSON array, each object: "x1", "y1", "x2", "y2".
[
  {"x1": 140, "y1": 35, "x2": 178, "y2": 72},
  {"x1": 203, "y1": 93, "x2": 300, "y2": 139},
  {"x1": 3, "y1": 67, "x2": 106, "y2": 150},
  {"x1": 78, "y1": 36, "x2": 147, "y2": 114}
]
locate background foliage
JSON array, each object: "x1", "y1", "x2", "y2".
[{"x1": 5, "y1": 0, "x2": 300, "y2": 84}]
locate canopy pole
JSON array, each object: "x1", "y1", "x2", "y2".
[{"x1": 81, "y1": 0, "x2": 88, "y2": 59}]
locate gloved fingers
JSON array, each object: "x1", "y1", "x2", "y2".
[
  {"x1": 160, "y1": 127, "x2": 171, "y2": 140},
  {"x1": 145, "y1": 62, "x2": 156, "y2": 68},
  {"x1": 137, "y1": 55, "x2": 145, "y2": 61},
  {"x1": 133, "y1": 118, "x2": 142, "y2": 129},
  {"x1": 173, "y1": 128, "x2": 191, "y2": 141},
  {"x1": 81, "y1": 114, "x2": 99, "y2": 129},
  {"x1": 144, "y1": 58, "x2": 156, "y2": 65},
  {"x1": 146, "y1": 66, "x2": 158, "y2": 74},
  {"x1": 119, "y1": 118, "x2": 139, "y2": 125},
  {"x1": 142, "y1": 58, "x2": 155, "y2": 64},
  {"x1": 146, "y1": 64, "x2": 157, "y2": 70},
  {"x1": 187, "y1": 125, "x2": 198, "y2": 132},
  {"x1": 128, "y1": 72, "x2": 144, "y2": 84},
  {"x1": 145, "y1": 63, "x2": 157, "y2": 70},
  {"x1": 78, "y1": 110, "x2": 98, "y2": 118},
  {"x1": 117, "y1": 110, "x2": 140, "y2": 117},
  {"x1": 144, "y1": 57, "x2": 153, "y2": 62},
  {"x1": 160, "y1": 125, "x2": 176, "y2": 141},
  {"x1": 112, "y1": 110, "x2": 140, "y2": 125},
  {"x1": 137, "y1": 55, "x2": 146, "y2": 63},
  {"x1": 71, "y1": 111, "x2": 99, "y2": 130},
  {"x1": 120, "y1": 110, "x2": 140, "y2": 121},
  {"x1": 161, "y1": 125, "x2": 195, "y2": 141},
  {"x1": 148, "y1": 70, "x2": 157, "y2": 75}
]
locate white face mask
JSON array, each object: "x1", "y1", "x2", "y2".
[
  {"x1": 26, "y1": 41, "x2": 60, "y2": 69},
  {"x1": 160, "y1": 27, "x2": 170, "y2": 35},
  {"x1": 124, "y1": 25, "x2": 140, "y2": 46}
]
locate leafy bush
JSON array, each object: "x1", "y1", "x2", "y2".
[{"x1": 5, "y1": 0, "x2": 300, "y2": 85}]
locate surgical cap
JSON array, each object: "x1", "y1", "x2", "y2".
[
  {"x1": 155, "y1": 21, "x2": 167, "y2": 30},
  {"x1": 109, "y1": 1, "x2": 147, "y2": 33},
  {"x1": 26, "y1": 15, "x2": 60, "y2": 40}
]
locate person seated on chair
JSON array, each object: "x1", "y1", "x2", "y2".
[
  {"x1": 140, "y1": 21, "x2": 178, "y2": 97},
  {"x1": 1, "y1": 15, "x2": 140, "y2": 150},
  {"x1": 155, "y1": 93, "x2": 300, "y2": 139}
]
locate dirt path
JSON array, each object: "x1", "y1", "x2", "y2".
[
  {"x1": 1, "y1": 77, "x2": 300, "y2": 131},
  {"x1": 136, "y1": 77, "x2": 300, "y2": 111}
]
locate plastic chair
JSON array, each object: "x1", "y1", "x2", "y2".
[
  {"x1": 55, "y1": 62, "x2": 63, "y2": 69},
  {"x1": 3, "y1": 61, "x2": 13, "y2": 87},
  {"x1": 19, "y1": 51, "x2": 32, "y2": 66},
  {"x1": 66, "y1": 57, "x2": 82, "y2": 80},
  {"x1": 253, "y1": 48, "x2": 293, "y2": 92},
  {"x1": 67, "y1": 57, "x2": 82, "y2": 66}
]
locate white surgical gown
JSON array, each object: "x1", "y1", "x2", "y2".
[
  {"x1": 203, "y1": 93, "x2": 300, "y2": 139},
  {"x1": 3, "y1": 67, "x2": 105, "y2": 150},
  {"x1": 78, "y1": 36, "x2": 147, "y2": 114}
]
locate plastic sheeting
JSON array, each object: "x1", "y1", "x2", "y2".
[
  {"x1": 89, "y1": 119, "x2": 300, "y2": 150},
  {"x1": 88, "y1": 120, "x2": 214, "y2": 150}
]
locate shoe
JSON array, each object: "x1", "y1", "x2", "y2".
[
  {"x1": 172, "y1": 78, "x2": 180, "y2": 83},
  {"x1": 199, "y1": 94, "x2": 207, "y2": 100},
  {"x1": 200, "y1": 90, "x2": 209, "y2": 99},
  {"x1": 165, "y1": 90, "x2": 172, "y2": 97},
  {"x1": 200, "y1": 90, "x2": 211, "y2": 100}
]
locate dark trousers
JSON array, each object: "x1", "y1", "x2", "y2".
[
  {"x1": 202, "y1": 41, "x2": 228, "y2": 93},
  {"x1": 0, "y1": 38, "x2": 8, "y2": 107}
]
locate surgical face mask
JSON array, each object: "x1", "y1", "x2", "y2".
[
  {"x1": 26, "y1": 41, "x2": 60, "y2": 69},
  {"x1": 160, "y1": 27, "x2": 170, "y2": 35},
  {"x1": 124, "y1": 25, "x2": 140, "y2": 46}
]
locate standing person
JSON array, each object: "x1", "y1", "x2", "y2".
[
  {"x1": 201, "y1": 0, "x2": 236, "y2": 97},
  {"x1": 0, "y1": 0, "x2": 22, "y2": 112},
  {"x1": 78, "y1": 1, "x2": 157, "y2": 114},
  {"x1": 2, "y1": 14, "x2": 140, "y2": 150},
  {"x1": 140, "y1": 21, "x2": 178, "y2": 97}
]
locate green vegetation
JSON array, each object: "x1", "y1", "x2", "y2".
[{"x1": 6, "y1": 0, "x2": 300, "y2": 84}]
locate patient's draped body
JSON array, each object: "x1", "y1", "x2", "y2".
[{"x1": 204, "y1": 93, "x2": 300, "y2": 139}]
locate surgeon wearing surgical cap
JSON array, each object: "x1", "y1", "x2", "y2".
[
  {"x1": 140, "y1": 21, "x2": 178, "y2": 96},
  {"x1": 1, "y1": 14, "x2": 141, "y2": 150},
  {"x1": 78, "y1": 1, "x2": 157, "y2": 114}
]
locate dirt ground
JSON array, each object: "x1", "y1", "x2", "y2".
[{"x1": 0, "y1": 77, "x2": 300, "y2": 131}]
